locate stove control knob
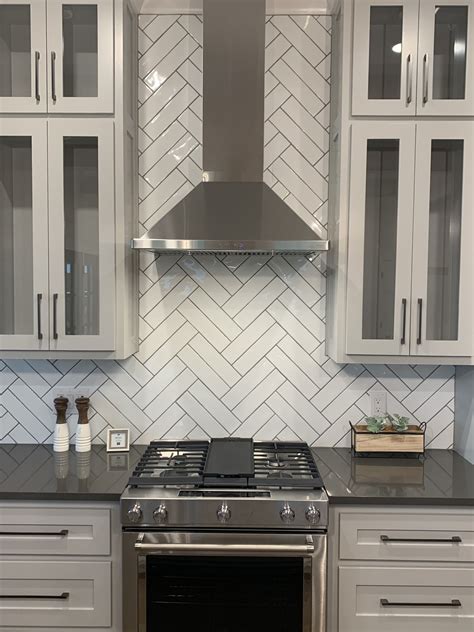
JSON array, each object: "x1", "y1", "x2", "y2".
[
  {"x1": 153, "y1": 504, "x2": 168, "y2": 524},
  {"x1": 217, "y1": 503, "x2": 231, "y2": 523},
  {"x1": 280, "y1": 503, "x2": 296, "y2": 524},
  {"x1": 305, "y1": 505, "x2": 320, "y2": 525},
  {"x1": 127, "y1": 503, "x2": 142, "y2": 524}
]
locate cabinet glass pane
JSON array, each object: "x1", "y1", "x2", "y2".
[
  {"x1": 433, "y1": 6, "x2": 468, "y2": 100},
  {"x1": 0, "y1": 137, "x2": 33, "y2": 335},
  {"x1": 62, "y1": 5, "x2": 98, "y2": 97},
  {"x1": 0, "y1": 5, "x2": 31, "y2": 97},
  {"x1": 426, "y1": 140, "x2": 463, "y2": 341},
  {"x1": 362, "y1": 140, "x2": 400, "y2": 340},
  {"x1": 368, "y1": 6, "x2": 403, "y2": 100},
  {"x1": 64, "y1": 137, "x2": 99, "y2": 336}
]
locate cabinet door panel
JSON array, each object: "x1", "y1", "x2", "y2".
[
  {"x1": 411, "y1": 122, "x2": 472, "y2": 356},
  {"x1": 0, "y1": 120, "x2": 49, "y2": 351},
  {"x1": 346, "y1": 123, "x2": 415, "y2": 355},
  {"x1": 47, "y1": 119, "x2": 115, "y2": 351},
  {"x1": 418, "y1": 0, "x2": 474, "y2": 115},
  {"x1": 352, "y1": 0, "x2": 419, "y2": 116},
  {"x1": 46, "y1": 0, "x2": 113, "y2": 113},
  {"x1": 0, "y1": 0, "x2": 47, "y2": 113}
]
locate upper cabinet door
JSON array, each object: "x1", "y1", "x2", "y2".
[
  {"x1": 0, "y1": 0, "x2": 47, "y2": 113},
  {"x1": 352, "y1": 0, "x2": 419, "y2": 116},
  {"x1": 417, "y1": 0, "x2": 474, "y2": 115},
  {"x1": 346, "y1": 122, "x2": 416, "y2": 355},
  {"x1": 46, "y1": 0, "x2": 113, "y2": 113},
  {"x1": 47, "y1": 119, "x2": 115, "y2": 351},
  {"x1": 0, "y1": 120, "x2": 49, "y2": 351},
  {"x1": 411, "y1": 122, "x2": 473, "y2": 356}
]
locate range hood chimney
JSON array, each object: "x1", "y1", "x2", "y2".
[{"x1": 132, "y1": 0, "x2": 329, "y2": 255}]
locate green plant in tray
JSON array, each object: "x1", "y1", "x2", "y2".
[
  {"x1": 365, "y1": 416, "x2": 388, "y2": 433},
  {"x1": 387, "y1": 414, "x2": 410, "y2": 433}
]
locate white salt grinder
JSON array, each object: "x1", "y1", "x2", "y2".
[
  {"x1": 75, "y1": 396, "x2": 91, "y2": 453},
  {"x1": 53, "y1": 396, "x2": 70, "y2": 452}
]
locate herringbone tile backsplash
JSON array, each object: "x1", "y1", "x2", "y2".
[{"x1": 0, "y1": 15, "x2": 454, "y2": 448}]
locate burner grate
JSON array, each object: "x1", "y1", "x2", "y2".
[
  {"x1": 128, "y1": 441, "x2": 208, "y2": 487},
  {"x1": 251, "y1": 442, "x2": 323, "y2": 489}
]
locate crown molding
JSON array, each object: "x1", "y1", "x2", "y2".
[{"x1": 139, "y1": 0, "x2": 332, "y2": 15}]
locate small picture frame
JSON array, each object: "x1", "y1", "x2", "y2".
[{"x1": 106, "y1": 428, "x2": 130, "y2": 453}]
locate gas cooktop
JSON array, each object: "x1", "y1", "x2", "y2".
[
  {"x1": 128, "y1": 438, "x2": 324, "y2": 489},
  {"x1": 121, "y1": 439, "x2": 328, "y2": 530}
]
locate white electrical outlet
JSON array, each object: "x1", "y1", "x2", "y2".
[{"x1": 370, "y1": 391, "x2": 387, "y2": 416}]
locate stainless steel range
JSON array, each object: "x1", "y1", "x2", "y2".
[{"x1": 121, "y1": 438, "x2": 328, "y2": 632}]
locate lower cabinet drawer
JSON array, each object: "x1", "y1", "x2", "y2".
[
  {"x1": 339, "y1": 510, "x2": 474, "y2": 563},
  {"x1": 0, "y1": 560, "x2": 111, "y2": 628},
  {"x1": 0, "y1": 505, "x2": 110, "y2": 556},
  {"x1": 339, "y1": 566, "x2": 474, "y2": 632}
]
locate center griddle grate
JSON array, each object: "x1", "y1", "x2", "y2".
[{"x1": 128, "y1": 440, "x2": 323, "y2": 489}]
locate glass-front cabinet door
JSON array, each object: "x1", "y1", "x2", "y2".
[
  {"x1": 352, "y1": 0, "x2": 419, "y2": 115},
  {"x1": 46, "y1": 0, "x2": 113, "y2": 113},
  {"x1": 47, "y1": 119, "x2": 115, "y2": 351},
  {"x1": 0, "y1": 0, "x2": 47, "y2": 113},
  {"x1": 418, "y1": 0, "x2": 474, "y2": 115},
  {"x1": 0, "y1": 120, "x2": 48, "y2": 351},
  {"x1": 411, "y1": 122, "x2": 472, "y2": 356},
  {"x1": 346, "y1": 122, "x2": 416, "y2": 355}
]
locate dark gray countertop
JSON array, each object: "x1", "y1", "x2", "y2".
[
  {"x1": 313, "y1": 447, "x2": 474, "y2": 506},
  {"x1": 1, "y1": 444, "x2": 473, "y2": 506},
  {"x1": 0, "y1": 444, "x2": 146, "y2": 501}
]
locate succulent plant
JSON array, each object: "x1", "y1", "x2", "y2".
[
  {"x1": 365, "y1": 416, "x2": 388, "y2": 433},
  {"x1": 388, "y1": 414, "x2": 410, "y2": 432}
]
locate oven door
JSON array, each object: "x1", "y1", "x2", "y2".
[{"x1": 123, "y1": 531, "x2": 326, "y2": 632}]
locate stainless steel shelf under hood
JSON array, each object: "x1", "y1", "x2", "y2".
[
  {"x1": 132, "y1": 0, "x2": 329, "y2": 256},
  {"x1": 132, "y1": 183, "x2": 329, "y2": 255}
]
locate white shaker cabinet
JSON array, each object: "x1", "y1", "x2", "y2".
[
  {"x1": 48, "y1": 119, "x2": 116, "y2": 351},
  {"x1": 345, "y1": 122, "x2": 416, "y2": 355},
  {"x1": 0, "y1": 0, "x2": 114, "y2": 114},
  {"x1": 410, "y1": 121, "x2": 473, "y2": 356},
  {"x1": 0, "y1": 120, "x2": 49, "y2": 350},
  {"x1": 46, "y1": 0, "x2": 114, "y2": 113},
  {"x1": 346, "y1": 121, "x2": 472, "y2": 358},
  {"x1": 0, "y1": 0, "x2": 138, "y2": 359},
  {"x1": 352, "y1": 0, "x2": 474, "y2": 116},
  {"x1": 0, "y1": 0, "x2": 47, "y2": 113}
]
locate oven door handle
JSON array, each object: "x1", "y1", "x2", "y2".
[{"x1": 134, "y1": 534, "x2": 315, "y2": 554}]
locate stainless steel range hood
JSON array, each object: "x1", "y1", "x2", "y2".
[{"x1": 132, "y1": 0, "x2": 329, "y2": 255}]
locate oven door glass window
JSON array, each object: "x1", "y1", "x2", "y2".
[{"x1": 146, "y1": 555, "x2": 304, "y2": 631}]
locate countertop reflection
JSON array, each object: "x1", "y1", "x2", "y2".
[
  {"x1": 313, "y1": 448, "x2": 474, "y2": 505},
  {"x1": 0, "y1": 444, "x2": 147, "y2": 501}
]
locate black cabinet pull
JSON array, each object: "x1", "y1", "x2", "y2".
[
  {"x1": 53, "y1": 293, "x2": 59, "y2": 339},
  {"x1": 37, "y1": 293, "x2": 43, "y2": 340},
  {"x1": 380, "y1": 534, "x2": 461, "y2": 544},
  {"x1": 34, "y1": 51, "x2": 40, "y2": 102},
  {"x1": 401, "y1": 298, "x2": 407, "y2": 344},
  {"x1": 417, "y1": 298, "x2": 423, "y2": 344},
  {"x1": 381, "y1": 598, "x2": 461, "y2": 608},
  {"x1": 0, "y1": 529, "x2": 68, "y2": 537},
  {"x1": 51, "y1": 51, "x2": 57, "y2": 102},
  {"x1": 0, "y1": 592, "x2": 69, "y2": 600}
]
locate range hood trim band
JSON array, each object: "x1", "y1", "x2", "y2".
[{"x1": 131, "y1": 238, "x2": 330, "y2": 253}]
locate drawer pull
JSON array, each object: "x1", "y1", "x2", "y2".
[
  {"x1": 381, "y1": 598, "x2": 461, "y2": 608},
  {"x1": 380, "y1": 534, "x2": 462, "y2": 544},
  {"x1": 0, "y1": 529, "x2": 69, "y2": 537},
  {"x1": 0, "y1": 592, "x2": 70, "y2": 600}
]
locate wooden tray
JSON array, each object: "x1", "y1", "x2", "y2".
[{"x1": 350, "y1": 422, "x2": 425, "y2": 456}]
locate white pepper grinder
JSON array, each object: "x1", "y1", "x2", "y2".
[
  {"x1": 75, "y1": 396, "x2": 91, "y2": 453},
  {"x1": 53, "y1": 396, "x2": 70, "y2": 452}
]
